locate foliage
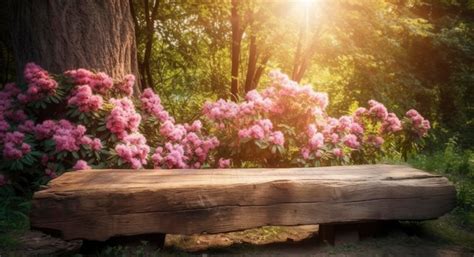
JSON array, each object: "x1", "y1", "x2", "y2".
[
  {"x1": 409, "y1": 137, "x2": 474, "y2": 212},
  {"x1": 128, "y1": 0, "x2": 474, "y2": 148}
]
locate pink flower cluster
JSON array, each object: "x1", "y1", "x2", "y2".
[
  {"x1": 35, "y1": 120, "x2": 102, "y2": 152},
  {"x1": 152, "y1": 123, "x2": 220, "y2": 169},
  {"x1": 67, "y1": 85, "x2": 103, "y2": 112},
  {"x1": 368, "y1": 100, "x2": 388, "y2": 120},
  {"x1": 218, "y1": 158, "x2": 231, "y2": 168},
  {"x1": 406, "y1": 109, "x2": 431, "y2": 137},
  {"x1": 116, "y1": 74, "x2": 135, "y2": 96},
  {"x1": 64, "y1": 69, "x2": 113, "y2": 94},
  {"x1": 203, "y1": 99, "x2": 240, "y2": 122},
  {"x1": 160, "y1": 120, "x2": 187, "y2": 141},
  {"x1": 106, "y1": 98, "x2": 141, "y2": 139},
  {"x1": 301, "y1": 115, "x2": 364, "y2": 160},
  {"x1": 17, "y1": 63, "x2": 58, "y2": 103},
  {"x1": 115, "y1": 133, "x2": 150, "y2": 169},
  {"x1": 203, "y1": 71, "x2": 329, "y2": 125},
  {"x1": 73, "y1": 160, "x2": 91, "y2": 170},
  {"x1": 238, "y1": 119, "x2": 285, "y2": 146},
  {"x1": 382, "y1": 113, "x2": 402, "y2": 133},
  {"x1": 2, "y1": 131, "x2": 31, "y2": 159},
  {"x1": 152, "y1": 143, "x2": 187, "y2": 168},
  {"x1": 0, "y1": 84, "x2": 21, "y2": 141},
  {"x1": 354, "y1": 101, "x2": 402, "y2": 134},
  {"x1": 139, "y1": 88, "x2": 219, "y2": 169},
  {"x1": 140, "y1": 89, "x2": 172, "y2": 122},
  {"x1": 268, "y1": 70, "x2": 329, "y2": 111}
]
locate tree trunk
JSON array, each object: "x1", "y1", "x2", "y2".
[
  {"x1": 252, "y1": 52, "x2": 271, "y2": 90},
  {"x1": 230, "y1": 0, "x2": 242, "y2": 101},
  {"x1": 10, "y1": 0, "x2": 140, "y2": 91},
  {"x1": 244, "y1": 34, "x2": 258, "y2": 93}
]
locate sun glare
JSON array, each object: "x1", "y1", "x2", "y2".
[{"x1": 298, "y1": 0, "x2": 316, "y2": 8}]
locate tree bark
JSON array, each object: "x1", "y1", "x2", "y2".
[{"x1": 10, "y1": 0, "x2": 140, "y2": 91}]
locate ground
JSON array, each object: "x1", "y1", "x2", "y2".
[{"x1": 2, "y1": 212, "x2": 473, "y2": 257}]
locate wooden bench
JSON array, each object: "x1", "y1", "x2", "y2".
[{"x1": 30, "y1": 164, "x2": 456, "y2": 246}]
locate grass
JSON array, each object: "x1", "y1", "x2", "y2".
[
  {"x1": 0, "y1": 186, "x2": 31, "y2": 250},
  {"x1": 404, "y1": 138, "x2": 474, "y2": 250}
]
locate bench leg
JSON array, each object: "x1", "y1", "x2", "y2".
[
  {"x1": 80, "y1": 233, "x2": 166, "y2": 254},
  {"x1": 319, "y1": 221, "x2": 392, "y2": 245},
  {"x1": 319, "y1": 223, "x2": 359, "y2": 245}
]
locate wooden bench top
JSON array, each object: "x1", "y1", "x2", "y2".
[{"x1": 30, "y1": 164, "x2": 456, "y2": 241}]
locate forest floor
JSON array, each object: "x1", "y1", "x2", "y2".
[{"x1": 2, "y1": 211, "x2": 474, "y2": 257}]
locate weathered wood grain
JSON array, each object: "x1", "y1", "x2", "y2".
[{"x1": 30, "y1": 165, "x2": 456, "y2": 241}]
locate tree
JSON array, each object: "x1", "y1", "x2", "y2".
[
  {"x1": 230, "y1": 0, "x2": 244, "y2": 100},
  {"x1": 130, "y1": 0, "x2": 160, "y2": 89},
  {"x1": 9, "y1": 0, "x2": 140, "y2": 92}
]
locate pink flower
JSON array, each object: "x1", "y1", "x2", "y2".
[
  {"x1": 337, "y1": 116, "x2": 353, "y2": 132},
  {"x1": 152, "y1": 143, "x2": 187, "y2": 169},
  {"x1": 68, "y1": 85, "x2": 103, "y2": 112},
  {"x1": 329, "y1": 133, "x2": 339, "y2": 144},
  {"x1": 140, "y1": 88, "x2": 171, "y2": 122},
  {"x1": 218, "y1": 158, "x2": 231, "y2": 168},
  {"x1": 90, "y1": 138, "x2": 102, "y2": 151},
  {"x1": 332, "y1": 148, "x2": 343, "y2": 158},
  {"x1": 35, "y1": 119, "x2": 101, "y2": 152},
  {"x1": 405, "y1": 109, "x2": 430, "y2": 137},
  {"x1": 343, "y1": 134, "x2": 360, "y2": 149},
  {"x1": 374, "y1": 136, "x2": 384, "y2": 147},
  {"x1": 368, "y1": 100, "x2": 388, "y2": 120},
  {"x1": 18, "y1": 120, "x2": 35, "y2": 133},
  {"x1": 301, "y1": 148, "x2": 310, "y2": 160},
  {"x1": 238, "y1": 119, "x2": 281, "y2": 144},
  {"x1": 22, "y1": 63, "x2": 58, "y2": 102},
  {"x1": 117, "y1": 74, "x2": 135, "y2": 96},
  {"x1": 308, "y1": 133, "x2": 324, "y2": 150},
  {"x1": 0, "y1": 120, "x2": 10, "y2": 133},
  {"x1": 203, "y1": 99, "x2": 239, "y2": 121},
  {"x1": 350, "y1": 122, "x2": 364, "y2": 135},
  {"x1": 45, "y1": 168, "x2": 57, "y2": 179},
  {"x1": 34, "y1": 120, "x2": 57, "y2": 139},
  {"x1": 106, "y1": 98, "x2": 141, "y2": 139},
  {"x1": 406, "y1": 109, "x2": 419, "y2": 118},
  {"x1": 115, "y1": 133, "x2": 150, "y2": 169},
  {"x1": 73, "y1": 160, "x2": 91, "y2": 170},
  {"x1": 191, "y1": 120, "x2": 203, "y2": 132},
  {"x1": 160, "y1": 120, "x2": 186, "y2": 141},
  {"x1": 2, "y1": 132, "x2": 30, "y2": 159},
  {"x1": 269, "y1": 131, "x2": 285, "y2": 146},
  {"x1": 65, "y1": 69, "x2": 113, "y2": 94},
  {"x1": 354, "y1": 107, "x2": 367, "y2": 117},
  {"x1": 53, "y1": 121, "x2": 88, "y2": 152},
  {"x1": 382, "y1": 113, "x2": 402, "y2": 133},
  {"x1": 307, "y1": 124, "x2": 317, "y2": 137}
]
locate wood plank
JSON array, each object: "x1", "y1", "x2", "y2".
[{"x1": 30, "y1": 165, "x2": 456, "y2": 241}]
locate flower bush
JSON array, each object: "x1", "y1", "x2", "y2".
[
  {"x1": 203, "y1": 71, "x2": 430, "y2": 167},
  {"x1": 0, "y1": 64, "x2": 430, "y2": 192}
]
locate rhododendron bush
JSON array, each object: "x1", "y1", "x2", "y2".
[{"x1": 0, "y1": 64, "x2": 430, "y2": 190}]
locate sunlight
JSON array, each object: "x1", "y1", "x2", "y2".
[{"x1": 296, "y1": 0, "x2": 316, "y2": 9}]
